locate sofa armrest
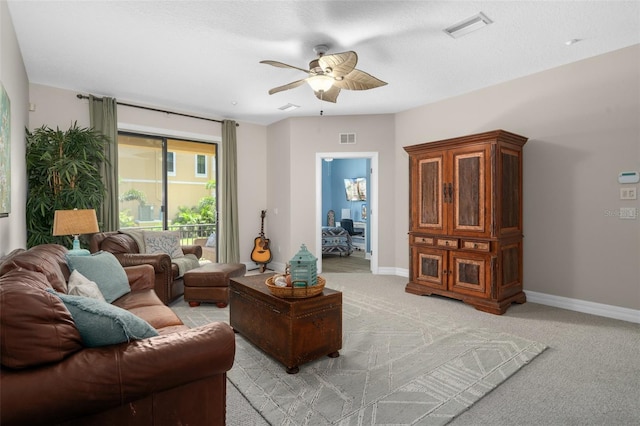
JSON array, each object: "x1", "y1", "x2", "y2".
[
  {"x1": 113, "y1": 253, "x2": 176, "y2": 304},
  {"x1": 182, "y1": 245, "x2": 203, "y2": 258},
  {"x1": 0, "y1": 322, "x2": 235, "y2": 425},
  {"x1": 124, "y1": 264, "x2": 155, "y2": 292},
  {"x1": 114, "y1": 252, "x2": 172, "y2": 272}
]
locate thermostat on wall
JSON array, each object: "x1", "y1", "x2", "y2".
[{"x1": 618, "y1": 171, "x2": 639, "y2": 184}]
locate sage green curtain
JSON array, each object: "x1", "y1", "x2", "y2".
[
  {"x1": 89, "y1": 96, "x2": 119, "y2": 231},
  {"x1": 218, "y1": 120, "x2": 240, "y2": 263}
]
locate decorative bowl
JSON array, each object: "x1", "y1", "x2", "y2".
[{"x1": 265, "y1": 275, "x2": 326, "y2": 299}]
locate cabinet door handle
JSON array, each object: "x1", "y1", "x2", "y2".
[
  {"x1": 443, "y1": 183, "x2": 449, "y2": 203},
  {"x1": 448, "y1": 183, "x2": 453, "y2": 203}
]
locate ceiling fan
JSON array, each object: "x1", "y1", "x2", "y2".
[{"x1": 260, "y1": 45, "x2": 387, "y2": 103}]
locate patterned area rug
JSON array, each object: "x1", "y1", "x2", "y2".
[{"x1": 172, "y1": 277, "x2": 546, "y2": 426}]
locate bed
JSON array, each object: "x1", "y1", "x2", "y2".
[{"x1": 321, "y1": 226, "x2": 353, "y2": 256}]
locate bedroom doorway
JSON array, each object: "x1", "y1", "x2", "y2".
[{"x1": 315, "y1": 152, "x2": 378, "y2": 274}]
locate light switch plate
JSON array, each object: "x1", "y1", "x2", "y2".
[{"x1": 620, "y1": 187, "x2": 637, "y2": 200}]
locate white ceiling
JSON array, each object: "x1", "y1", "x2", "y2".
[{"x1": 7, "y1": 1, "x2": 640, "y2": 126}]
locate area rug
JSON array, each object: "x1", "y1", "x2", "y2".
[{"x1": 172, "y1": 274, "x2": 547, "y2": 426}]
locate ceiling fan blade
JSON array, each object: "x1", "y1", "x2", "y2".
[
  {"x1": 268, "y1": 78, "x2": 308, "y2": 95},
  {"x1": 314, "y1": 86, "x2": 341, "y2": 103},
  {"x1": 333, "y1": 69, "x2": 387, "y2": 91},
  {"x1": 260, "y1": 60, "x2": 309, "y2": 74},
  {"x1": 318, "y1": 51, "x2": 358, "y2": 78}
]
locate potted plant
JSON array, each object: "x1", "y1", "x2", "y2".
[{"x1": 26, "y1": 122, "x2": 108, "y2": 248}]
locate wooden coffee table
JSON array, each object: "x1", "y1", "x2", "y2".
[{"x1": 229, "y1": 273, "x2": 342, "y2": 374}]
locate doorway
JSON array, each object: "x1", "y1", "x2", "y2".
[{"x1": 316, "y1": 152, "x2": 378, "y2": 274}]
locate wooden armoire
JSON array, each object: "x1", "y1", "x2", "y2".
[{"x1": 404, "y1": 130, "x2": 527, "y2": 315}]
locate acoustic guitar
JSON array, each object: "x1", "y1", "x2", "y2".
[{"x1": 250, "y1": 210, "x2": 272, "y2": 271}]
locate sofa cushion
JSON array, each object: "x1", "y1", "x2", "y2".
[
  {"x1": 48, "y1": 290, "x2": 159, "y2": 347},
  {"x1": 113, "y1": 289, "x2": 187, "y2": 332},
  {"x1": 66, "y1": 251, "x2": 131, "y2": 303},
  {"x1": 0, "y1": 269, "x2": 82, "y2": 369},
  {"x1": 0, "y1": 244, "x2": 69, "y2": 292},
  {"x1": 143, "y1": 230, "x2": 184, "y2": 259},
  {"x1": 67, "y1": 270, "x2": 106, "y2": 301},
  {"x1": 100, "y1": 233, "x2": 139, "y2": 254}
]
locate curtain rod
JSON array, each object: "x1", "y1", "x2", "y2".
[{"x1": 76, "y1": 94, "x2": 238, "y2": 126}]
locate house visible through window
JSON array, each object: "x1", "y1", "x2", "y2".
[
  {"x1": 167, "y1": 151, "x2": 176, "y2": 176},
  {"x1": 117, "y1": 133, "x2": 218, "y2": 261},
  {"x1": 195, "y1": 154, "x2": 207, "y2": 177}
]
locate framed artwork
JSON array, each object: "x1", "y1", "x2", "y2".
[
  {"x1": 344, "y1": 177, "x2": 366, "y2": 201},
  {"x1": 0, "y1": 82, "x2": 10, "y2": 217}
]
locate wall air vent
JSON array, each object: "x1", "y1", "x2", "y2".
[{"x1": 339, "y1": 133, "x2": 356, "y2": 144}]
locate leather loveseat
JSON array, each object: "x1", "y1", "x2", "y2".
[
  {"x1": 90, "y1": 231, "x2": 203, "y2": 305},
  {"x1": 0, "y1": 244, "x2": 235, "y2": 426}
]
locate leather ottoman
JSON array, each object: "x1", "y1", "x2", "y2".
[{"x1": 184, "y1": 263, "x2": 246, "y2": 307}]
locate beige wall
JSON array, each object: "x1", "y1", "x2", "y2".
[
  {"x1": 395, "y1": 45, "x2": 640, "y2": 310},
  {"x1": 0, "y1": 1, "x2": 29, "y2": 255}
]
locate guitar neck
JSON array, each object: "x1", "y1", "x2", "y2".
[{"x1": 259, "y1": 210, "x2": 266, "y2": 238}]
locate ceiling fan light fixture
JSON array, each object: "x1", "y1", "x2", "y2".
[
  {"x1": 307, "y1": 75, "x2": 334, "y2": 92},
  {"x1": 444, "y1": 12, "x2": 493, "y2": 38}
]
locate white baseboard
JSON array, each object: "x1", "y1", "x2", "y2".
[
  {"x1": 525, "y1": 291, "x2": 640, "y2": 324},
  {"x1": 378, "y1": 267, "x2": 409, "y2": 277},
  {"x1": 379, "y1": 268, "x2": 639, "y2": 324}
]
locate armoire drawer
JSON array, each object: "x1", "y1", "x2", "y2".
[
  {"x1": 413, "y1": 236, "x2": 435, "y2": 245},
  {"x1": 461, "y1": 240, "x2": 490, "y2": 252},
  {"x1": 436, "y1": 238, "x2": 459, "y2": 248}
]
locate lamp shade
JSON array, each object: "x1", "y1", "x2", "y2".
[
  {"x1": 52, "y1": 209, "x2": 99, "y2": 236},
  {"x1": 307, "y1": 75, "x2": 333, "y2": 92}
]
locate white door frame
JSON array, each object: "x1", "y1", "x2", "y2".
[{"x1": 316, "y1": 152, "x2": 378, "y2": 274}]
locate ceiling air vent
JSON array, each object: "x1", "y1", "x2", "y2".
[
  {"x1": 339, "y1": 133, "x2": 356, "y2": 144},
  {"x1": 444, "y1": 12, "x2": 493, "y2": 38}
]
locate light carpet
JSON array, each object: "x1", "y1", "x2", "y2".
[{"x1": 171, "y1": 274, "x2": 546, "y2": 426}]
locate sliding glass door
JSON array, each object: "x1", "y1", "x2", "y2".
[{"x1": 118, "y1": 133, "x2": 218, "y2": 260}]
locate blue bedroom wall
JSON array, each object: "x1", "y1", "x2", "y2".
[{"x1": 322, "y1": 158, "x2": 369, "y2": 226}]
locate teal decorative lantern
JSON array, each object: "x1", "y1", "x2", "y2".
[{"x1": 289, "y1": 244, "x2": 318, "y2": 287}]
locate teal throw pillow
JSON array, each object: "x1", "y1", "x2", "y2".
[
  {"x1": 66, "y1": 251, "x2": 130, "y2": 303},
  {"x1": 47, "y1": 289, "x2": 158, "y2": 347}
]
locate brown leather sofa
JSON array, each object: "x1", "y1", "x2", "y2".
[
  {"x1": 0, "y1": 244, "x2": 235, "y2": 426},
  {"x1": 90, "y1": 231, "x2": 203, "y2": 305}
]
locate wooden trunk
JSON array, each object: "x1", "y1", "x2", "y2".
[
  {"x1": 229, "y1": 274, "x2": 342, "y2": 374},
  {"x1": 404, "y1": 130, "x2": 527, "y2": 314}
]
